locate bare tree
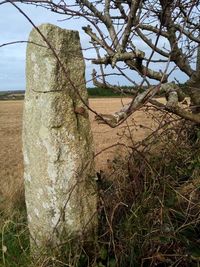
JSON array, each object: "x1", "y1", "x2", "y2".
[{"x1": 4, "y1": 0, "x2": 200, "y2": 125}]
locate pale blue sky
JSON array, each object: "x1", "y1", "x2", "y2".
[
  {"x1": 0, "y1": 2, "x2": 94, "y2": 91},
  {"x1": 0, "y1": 2, "x2": 189, "y2": 91}
]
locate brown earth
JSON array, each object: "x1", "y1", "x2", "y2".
[
  {"x1": 0, "y1": 101, "x2": 24, "y2": 210},
  {"x1": 0, "y1": 98, "x2": 163, "y2": 211},
  {"x1": 89, "y1": 98, "x2": 159, "y2": 170}
]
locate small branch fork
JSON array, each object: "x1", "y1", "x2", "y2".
[{"x1": 93, "y1": 70, "x2": 200, "y2": 126}]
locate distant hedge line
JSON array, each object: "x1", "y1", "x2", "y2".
[
  {"x1": 1, "y1": 85, "x2": 188, "y2": 99},
  {"x1": 87, "y1": 86, "x2": 136, "y2": 97}
]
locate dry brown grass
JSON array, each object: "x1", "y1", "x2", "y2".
[
  {"x1": 1, "y1": 98, "x2": 198, "y2": 267},
  {"x1": 0, "y1": 98, "x2": 162, "y2": 212}
]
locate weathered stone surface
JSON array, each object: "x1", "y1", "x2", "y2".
[{"x1": 23, "y1": 24, "x2": 97, "y2": 252}]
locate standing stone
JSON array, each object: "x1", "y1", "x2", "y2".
[{"x1": 23, "y1": 24, "x2": 97, "y2": 253}]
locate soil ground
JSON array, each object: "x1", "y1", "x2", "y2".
[
  {"x1": 89, "y1": 98, "x2": 158, "y2": 170},
  {"x1": 0, "y1": 98, "x2": 162, "y2": 209}
]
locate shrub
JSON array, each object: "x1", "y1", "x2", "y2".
[{"x1": 96, "y1": 120, "x2": 200, "y2": 266}]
